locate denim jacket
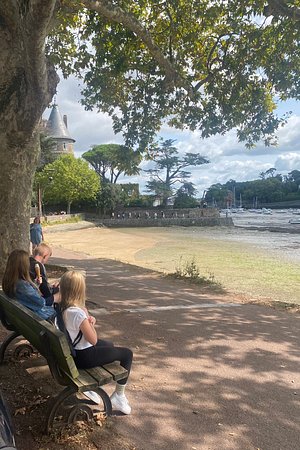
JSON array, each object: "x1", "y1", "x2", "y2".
[{"x1": 15, "y1": 280, "x2": 55, "y2": 320}]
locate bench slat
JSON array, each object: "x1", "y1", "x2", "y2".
[
  {"x1": 66, "y1": 364, "x2": 126, "y2": 390},
  {"x1": 62, "y1": 367, "x2": 112, "y2": 391},
  {"x1": 84, "y1": 366, "x2": 114, "y2": 385},
  {"x1": 102, "y1": 363, "x2": 128, "y2": 381}
]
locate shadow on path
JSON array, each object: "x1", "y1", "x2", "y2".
[{"x1": 50, "y1": 251, "x2": 300, "y2": 450}]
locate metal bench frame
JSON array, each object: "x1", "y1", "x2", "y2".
[{"x1": 0, "y1": 291, "x2": 127, "y2": 432}]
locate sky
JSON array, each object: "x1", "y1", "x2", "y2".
[{"x1": 45, "y1": 74, "x2": 300, "y2": 198}]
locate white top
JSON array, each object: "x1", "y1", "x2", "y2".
[{"x1": 63, "y1": 306, "x2": 93, "y2": 350}]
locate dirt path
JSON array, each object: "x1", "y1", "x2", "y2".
[
  {"x1": 32, "y1": 248, "x2": 300, "y2": 448},
  {"x1": 1, "y1": 234, "x2": 299, "y2": 450}
]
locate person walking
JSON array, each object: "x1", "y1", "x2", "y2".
[
  {"x1": 58, "y1": 270, "x2": 133, "y2": 414},
  {"x1": 30, "y1": 216, "x2": 44, "y2": 251}
]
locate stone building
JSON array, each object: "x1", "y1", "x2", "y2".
[{"x1": 44, "y1": 103, "x2": 75, "y2": 158}]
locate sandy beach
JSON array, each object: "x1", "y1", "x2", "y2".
[{"x1": 44, "y1": 215, "x2": 300, "y2": 306}]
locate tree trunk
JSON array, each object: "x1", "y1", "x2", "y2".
[
  {"x1": 67, "y1": 202, "x2": 72, "y2": 215},
  {"x1": 0, "y1": 132, "x2": 39, "y2": 267},
  {"x1": 0, "y1": 1, "x2": 59, "y2": 273}
]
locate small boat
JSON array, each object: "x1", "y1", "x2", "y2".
[
  {"x1": 262, "y1": 208, "x2": 272, "y2": 215},
  {"x1": 248, "y1": 209, "x2": 262, "y2": 213},
  {"x1": 231, "y1": 208, "x2": 244, "y2": 213}
]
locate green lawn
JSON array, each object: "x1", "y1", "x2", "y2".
[{"x1": 127, "y1": 229, "x2": 300, "y2": 305}]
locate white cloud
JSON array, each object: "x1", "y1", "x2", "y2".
[
  {"x1": 51, "y1": 75, "x2": 300, "y2": 196},
  {"x1": 275, "y1": 153, "x2": 300, "y2": 171},
  {"x1": 276, "y1": 115, "x2": 300, "y2": 150}
]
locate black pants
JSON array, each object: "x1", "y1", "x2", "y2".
[{"x1": 74, "y1": 340, "x2": 133, "y2": 385}]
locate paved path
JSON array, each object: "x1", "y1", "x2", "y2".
[{"x1": 51, "y1": 247, "x2": 300, "y2": 450}]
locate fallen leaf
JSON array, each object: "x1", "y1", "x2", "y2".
[{"x1": 14, "y1": 407, "x2": 26, "y2": 416}]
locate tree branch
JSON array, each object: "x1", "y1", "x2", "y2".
[
  {"x1": 82, "y1": 0, "x2": 196, "y2": 97},
  {"x1": 170, "y1": 163, "x2": 191, "y2": 180},
  {"x1": 264, "y1": 1, "x2": 300, "y2": 20}
]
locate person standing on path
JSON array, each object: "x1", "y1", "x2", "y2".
[
  {"x1": 58, "y1": 270, "x2": 133, "y2": 415},
  {"x1": 30, "y1": 216, "x2": 44, "y2": 251}
]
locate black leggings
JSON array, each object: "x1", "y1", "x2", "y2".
[{"x1": 74, "y1": 340, "x2": 133, "y2": 385}]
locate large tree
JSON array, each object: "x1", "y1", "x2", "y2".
[
  {"x1": 145, "y1": 139, "x2": 209, "y2": 205},
  {"x1": 82, "y1": 144, "x2": 141, "y2": 183},
  {"x1": 1, "y1": 1, "x2": 300, "y2": 270},
  {"x1": 35, "y1": 155, "x2": 99, "y2": 214},
  {"x1": 174, "y1": 182, "x2": 199, "y2": 208}
]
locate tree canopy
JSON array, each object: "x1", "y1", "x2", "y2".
[
  {"x1": 1, "y1": 0, "x2": 300, "y2": 271},
  {"x1": 35, "y1": 155, "x2": 99, "y2": 213},
  {"x1": 173, "y1": 182, "x2": 199, "y2": 208},
  {"x1": 46, "y1": 0, "x2": 300, "y2": 149},
  {"x1": 205, "y1": 169, "x2": 300, "y2": 207},
  {"x1": 82, "y1": 144, "x2": 141, "y2": 183},
  {"x1": 145, "y1": 139, "x2": 209, "y2": 205}
]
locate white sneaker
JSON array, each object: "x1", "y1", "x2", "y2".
[
  {"x1": 110, "y1": 391, "x2": 131, "y2": 415},
  {"x1": 84, "y1": 390, "x2": 102, "y2": 404}
]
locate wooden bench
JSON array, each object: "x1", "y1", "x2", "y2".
[{"x1": 0, "y1": 291, "x2": 127, "y2": 433}]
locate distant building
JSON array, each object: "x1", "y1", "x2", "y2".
[{"x1": 43, "y1": 104, "x2": 75, "y2": 158}]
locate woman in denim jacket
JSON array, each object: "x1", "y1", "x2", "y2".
[{"x1": 2, "y1": 249, "x2": 58, "y2": 321}]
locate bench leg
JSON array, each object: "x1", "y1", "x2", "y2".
[
  {"x1": 45, "y1": 385, "x2": 112, "y2": 433},
  {"x1": 0, "y1": 331, "x2": 20, "y2": 364}
]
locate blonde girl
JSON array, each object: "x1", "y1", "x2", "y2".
[{"x1": 59, "y1": 271, "x2": 133, "y2": 415}]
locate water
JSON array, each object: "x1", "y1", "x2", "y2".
[{"x1": 188, "y1": 211, "x2": 300, "y2": 264}]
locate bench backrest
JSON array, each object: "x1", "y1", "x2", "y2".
[{"x1": 0, "y1": 291, "x2": 79, "y2": 383}]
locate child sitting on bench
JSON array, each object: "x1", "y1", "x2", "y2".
[{"x1": 58, "y1": 270, "x2": 133, "y2": 414}]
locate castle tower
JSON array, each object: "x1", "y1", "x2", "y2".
[{"x1": 46, "y1": 104, "x2": 75, "y2": 157}]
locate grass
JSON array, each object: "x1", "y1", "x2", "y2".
[
  {"x1": 47, "y1": 225, "x2": 300, "y2": 305},
  {"x1": 131, "y1": 230, "x2": 300, "y2": 305},
  {"x1": 167, "y1": 256, "x2": 223, "y2": 290},
  {"x1": 43, "y1": 216, "x2": 81, "y2": 227}
]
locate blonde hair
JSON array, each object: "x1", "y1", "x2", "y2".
[
  {"x1": 60, "y1": 271, "x2": 86, "y2": 310},
  {"x1": 2, "y1": 249, "x2": 32, "y2": 297},
  {"x1": 33, "y1": 243, "x2": 52, "y2": 258}
]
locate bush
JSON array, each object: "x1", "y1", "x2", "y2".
[{"x1": 173, "y1": 256, "x2": 221, "y2": 288}]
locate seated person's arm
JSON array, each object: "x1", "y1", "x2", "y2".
[
  {"x1": 16, "y1": 281, "x2": 45, "y2": 308},
  {"x1": 80, "y1": 318, "x2": 98, "y2": 346}
]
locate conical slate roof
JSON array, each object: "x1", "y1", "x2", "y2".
[{"x1": 46, "y1": 104, "x2": 75, "y2": 142}]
